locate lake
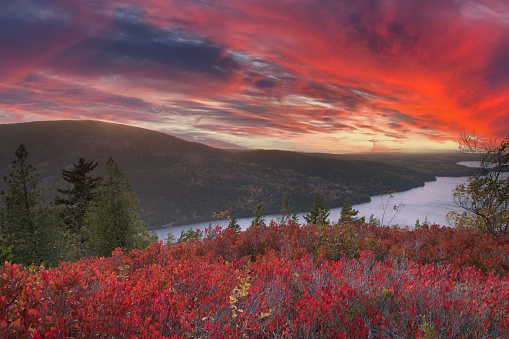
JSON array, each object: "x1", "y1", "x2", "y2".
[{"x1": 154, "y1": 175, "x2": 473, "y2": 241}]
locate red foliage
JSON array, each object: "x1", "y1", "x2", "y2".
[{"x1": 2, "y1": 222, "x2": 509, "y2": 338}]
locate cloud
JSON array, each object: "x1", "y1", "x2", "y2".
[
  {"x1": 54, "y1": 7, "x2": 240, "y2": 80},
  {"x1": 484, "y1": 32, "x2": 509, "y2": 88},
  {"x1": 254, "y1": 78, "x2": 276, "y2": 89},
  {"x1": 0, "y1": 0, "x2": 508, "y2": 151}
]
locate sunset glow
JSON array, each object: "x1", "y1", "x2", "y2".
[{"x1": 1, "y1": 0, "x2": 508, "y2": 152}]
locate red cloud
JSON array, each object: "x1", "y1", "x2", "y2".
[{"x1": 1, "y1": 0, "x2": 508, "y2": 151}]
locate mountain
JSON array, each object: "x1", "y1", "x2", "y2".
[{"x1": 0, "y1": 120, "x2": 478, "y2": 228}]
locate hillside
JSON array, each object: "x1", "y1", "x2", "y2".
[{"x1": 0, "y1": 120, "x2": 478, "y2": 228}]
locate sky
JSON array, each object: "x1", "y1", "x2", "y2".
[{"x1": 1, "y1": 0, "x2": 509, "y2": 153}]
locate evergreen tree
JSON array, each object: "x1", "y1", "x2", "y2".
[
  {"x1": 251, "y1": 203, "x2": 266, "y2": 227},
  {"x1": 0, "y1": 144, "x2": 64, "y2": 265},
  {"x1": 338, "y1": 200, "x2": 365, "y2": 224},
  {"x1": 0, "y1": 246, "x2": 14, "y2": 263},
  {"x1": 87, "y1": 157, "x2": 156, "y2": 256},
  {"x1": 368, "y1": 214, "x2": 381, "y2": 226},
  {"x1": 55, "y1": 158, "x2": 101, "y2": 256},
  {"x1": 178, "y1": 229, "x2": 201, "y2": 243},
  {"x1": 280, "y1": 197, "x2": 298, "y2": 224},
  {"x1": 228, "y1": 216, "x2": 241, "y2": 234},
  {"x1": 304, "y1": 192, "x2": 330, "y2": 226}
]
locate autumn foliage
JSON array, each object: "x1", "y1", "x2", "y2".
[{"x1": 2, "y1": 222, "x2": 509, "y2": 338}]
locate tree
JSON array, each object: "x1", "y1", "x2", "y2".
[
  {"x1": 304, "y1": 192, "x2": 330, "y2": 225},
  {"x1": 0, "y1": 144, "x2": 64, "y2": 265},
  {"x1": 280, "y1": 197, "x2": 298, "y2": 224},
  {"x1": 178, "y1": 229, "x2": 201, "y2": 243},
  {"x1": 368, "y1": 214, "x2": 381, "y2": 226},
  {"x1": 339, "y1": 200, "x2": 365, "y2": 225},
  {"x1": 228, "y1": 216, "x2": 241, "y2": 234},
  {"x1": 251, "y1": 203, "x2": 266, "y2": 227},
  {"x1": 87, "y1": 157, "x2": 157, "y2": 256},
  {"x1": 0, "y1": 246, "x2": 14, "y2": 263},
  {"x1": 448, "y1": 133, "x2": 509, "y2": 233},
  {"x1": 55, "y1": 158, "x2": 101, "y2": 256}
]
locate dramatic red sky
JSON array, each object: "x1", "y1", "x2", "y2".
[{"x1": 1, "y1": 0, "x2": 508, "y2": 152}]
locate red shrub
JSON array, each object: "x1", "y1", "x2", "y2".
[{"x1": 2, "y1": 222, "x2": 509, "y2": 338}]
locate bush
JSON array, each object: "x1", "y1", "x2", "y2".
[{"x1": 2, "y1": 222, "x2": 509, "y2": 337}]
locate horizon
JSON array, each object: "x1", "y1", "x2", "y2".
[
  {"x1": 1, "y1": 119, "x2": 470, "y2": 155},
  {"x1": 1, "y1": 1, "x2": 508, "y2": 153}
]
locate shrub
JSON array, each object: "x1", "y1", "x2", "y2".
[{"x1": 2, "y1": 222, "x2": 509, "y2": 337}]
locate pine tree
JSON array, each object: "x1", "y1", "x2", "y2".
[
  {"x1": 55, "y1": 158, "x2": 101, "y2": 256},
  {"x1": 228, "y1": 216, "x2": 241, "y2": 234},
  {"x1": 339, "y1": 200, "x2": 365, "y2": 225},
  {"x1": 177, "y1": 229, "x2": 201, "y2": 243},
  {"x1": 304, "y1": 192, "x2": 330, "y2": 226},
  {"x1": 0, "y1": 246, "x2": 14, "y2": 262},
  {"x1": 251, "y1": 203, "x2": 266, "y2": 227},
  {"x1": 280, "y1": 197, "x2": 298, "y2": 224},
  {"x1": 0, "y1": 144, "x2": 64, "y2": 265},
  {"x1": 87, "y1": 157, "x2": 156, "y2": 256}
]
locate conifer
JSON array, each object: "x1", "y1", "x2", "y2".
[
  {"x1": 0, "y1": 144, "x2": 64, "y2": 265},
  {"x1": 87, "y1": 157, "x2": 156, "y2": 256}
]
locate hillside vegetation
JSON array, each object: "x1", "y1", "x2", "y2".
[
  {"x1": 0, "y1": 120, "x2": 478, "y2": 228},
  {"x1": 2, "y1": 222, "x2": 509, "y2": 338}
]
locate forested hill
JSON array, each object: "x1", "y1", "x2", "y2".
[{"x1": 0, "y1": 120, "x2": 478, "y2": 228}]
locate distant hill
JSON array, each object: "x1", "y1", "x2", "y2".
[{"x1": 0, "y1": 120, "x2": 478, "y2": 228}]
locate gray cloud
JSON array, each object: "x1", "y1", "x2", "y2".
[{"x1": 51, "y1": 6, "x2": 240, "y2": 79}]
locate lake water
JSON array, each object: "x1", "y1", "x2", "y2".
[{"x1": 154, "y1": 175, "x2": 473, "y2": 241}]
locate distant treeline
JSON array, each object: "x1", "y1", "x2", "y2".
[{"x1": 0, "y1": 120, "x2": 478, "y2": 229}]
